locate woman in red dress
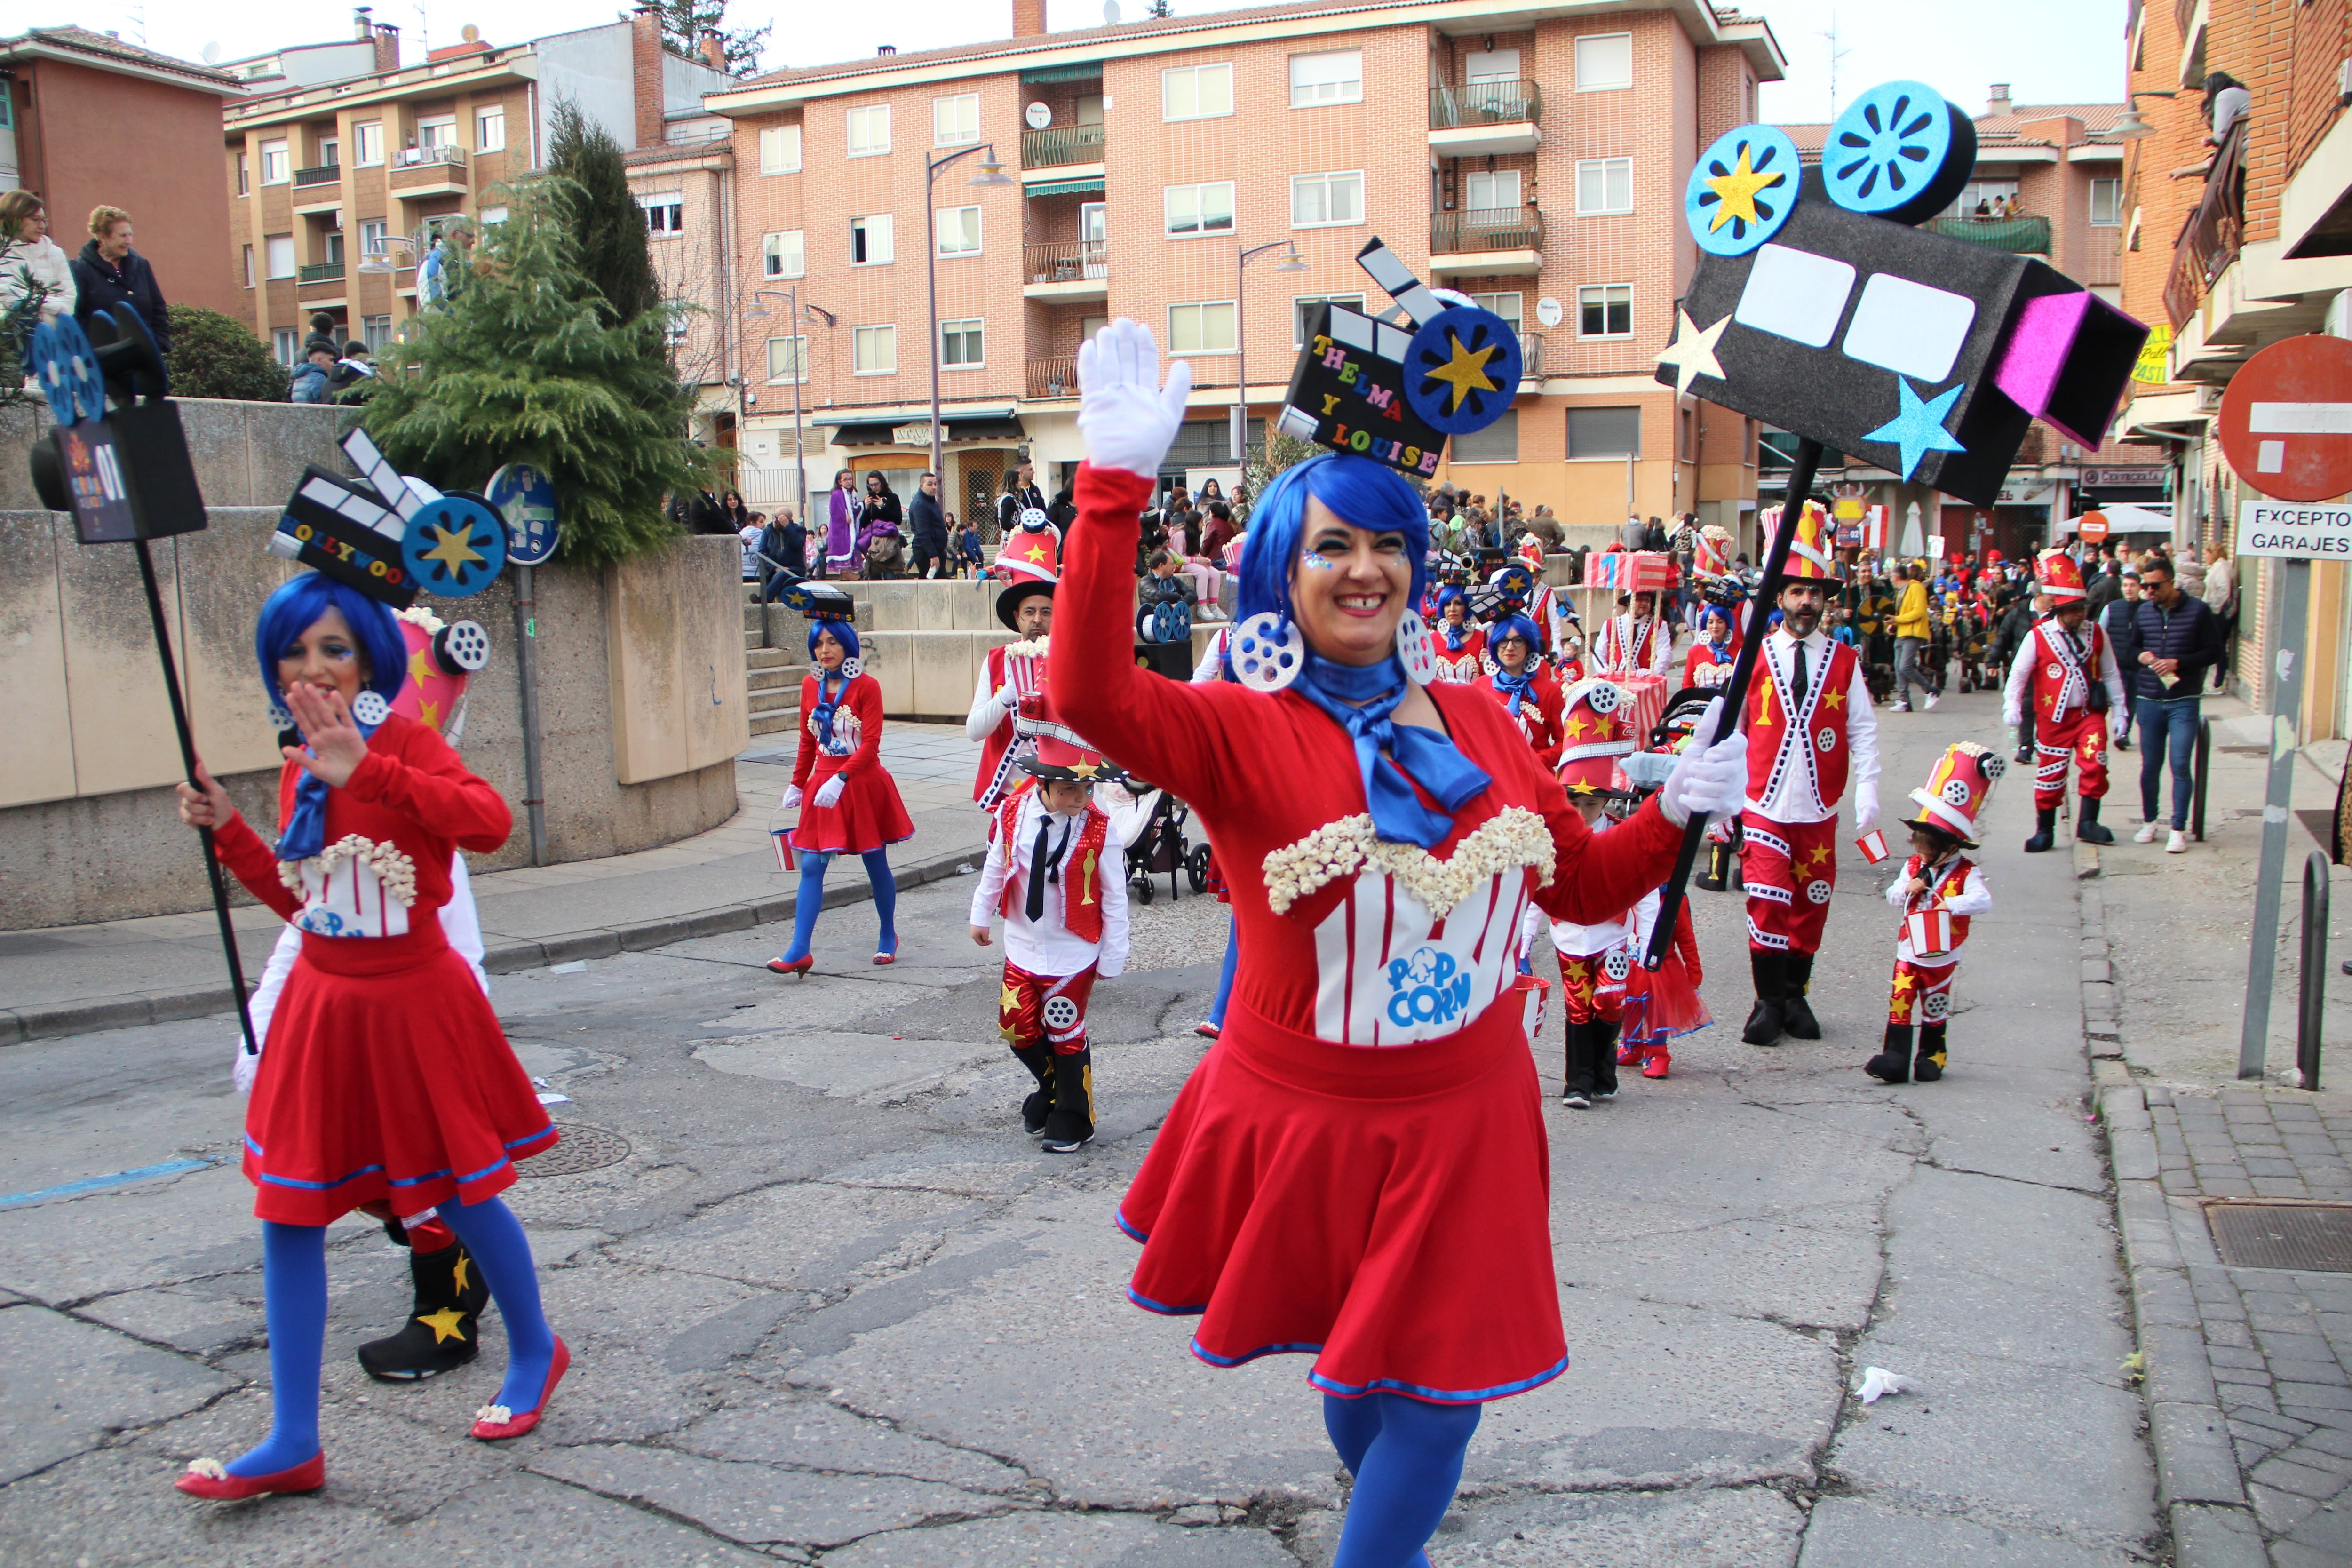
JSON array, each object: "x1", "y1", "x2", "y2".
[
  {"x1": 1057, "y1": 322, "x2": 1750, "y2": 1568},
  {"x1": 171, "y1": 573, "x2": 565, "y2": 1499},
  {"x1": 768, "y1": 612, "x2": 914, "y2": 973},
  {"x1": 1428, "y1": 585, "x2": 1485, "y2": 682},
  {"x1": 1683, "y1": 604, "x2": 1740, "y2": 689},
  {"x1": 1477, "y1": 613, "x2": 1565, "y2": 769}
]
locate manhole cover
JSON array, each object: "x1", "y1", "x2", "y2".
[
  {"x1": 2208, "y1": 1202, "x2": 2352, "y2": 1272},
  {"x1": 520, "y1": 1122, "x2": 632, "y2": 1178}
]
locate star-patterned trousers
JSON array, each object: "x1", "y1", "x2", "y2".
[
  {"x1": 999, "y1": 961, "x2": 1098, "y2": 1057},
  {"x1": 1886, "y1": 956, "x2": 1959, "y2": 1026},
  {"x1": 1556, "y1": 947, "x2": 1629, "y2": 1025},
  {"x1": 1743, "y1": 811, "x2": 1840, "y2": 955},
  {"x1": 2034, "y1": 709, "x2": 2108, "y2": 809}
]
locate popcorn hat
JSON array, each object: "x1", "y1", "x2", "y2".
[
  {"x1": 2035, "y1": 547, "x2": 2086, "y2": 603},
  {"x1": 1557, "y1": 677, "x2": 1639, "y2": 796},
  {"x1": 994, "y1": 512, "x2": 1060, "y2": 629},
  {"x1": 1013, "y1": 688, "x2": 1122, "y2": 784},
  {"x1": 1905, "y1": 740, "x2": 2005, "y2": 848},
  {"x1": 1768, "y1": 499, "x2": 1836, "y2": 581}
]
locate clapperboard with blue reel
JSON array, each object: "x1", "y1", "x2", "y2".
[{"x1": 271, "y1": 426, "x2": 508, "y2": 608}]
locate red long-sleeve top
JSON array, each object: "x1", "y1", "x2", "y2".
[{"x1": 791, "y1": 669, "x2": 887, "y2": 790}]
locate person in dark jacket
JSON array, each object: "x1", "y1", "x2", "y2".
[
  {"x1": 907, "y1": 471, "x2": 949, "y2": 578},
  {"x1": 998, "y1": 464, "x2": 1046, "y2": 536},
  {"x1": 2099, "y1": 570, "x2": 2142, "y2": 750},
  {"x1": 2128, "y1": 557, "x2": 2226, "y2": 851},
  {"x1": 71, "y1": 205, "x2": 170, "y2": 354},
  {"x1": 760, "y1": 510, "x2": 807, "y2": 602}
]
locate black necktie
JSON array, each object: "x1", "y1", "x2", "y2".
[
  {"x1": 1790, "y1": 639, "x2": 1810, "y2": 714},
  {"x1": 1025, "y1": 815, "x2": 1054, "y2": 922}
]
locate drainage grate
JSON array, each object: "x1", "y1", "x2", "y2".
[
  {"x1": 520, "y1": 1122, "x2": 632, "y2": 1178},
  {"x1": 2207, "y1": 1202, "x2": 2352, "y2": 1272}
]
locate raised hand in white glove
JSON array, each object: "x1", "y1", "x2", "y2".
[
  {"x1": 1658, "y1": 696, "x2": 1749, "y2": 829},
  {"x1": 1853, "y1": 780, "x2": 1880, "y2": 836},
  {"x1": 782, "y1": 783, "x2": 803, "y2": 811},
  {"x1": 814, "y1": 775, "x2": 846, "y2": 810},
  {"x1": 1078, "y1": 319, "x2": 1193, "y2": 481}
]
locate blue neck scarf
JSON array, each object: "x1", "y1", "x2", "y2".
[
  {"x1": 810, "y1": 668, "x2": 851, "y2": 754},
  {"x1": 1292, "y1": 649, "x2": 1490, "y2": 849},
  {"x1": 276, "y1": 706, "x2": 383, "y2": 862},
  {"x1": 1440, "y1": 617, "x2": 1470, "y2": 652},
  {"x1": 1490, "y1": 664, "x2": 1537, "y2": 716}
]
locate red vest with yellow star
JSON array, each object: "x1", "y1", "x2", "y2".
[
  {"x1": 2026, "y1": 620, "x2": 2110, "y2": 725},
  {"x1": 1899, "y1": 852, "x2": 1978, "y2": 954},
  {"x1": 1744, "y1": 633, "x2": 1859, "y2": 810},
  {"x1": 992, "y1": 787, "x2": 1113, "y2": 944}
]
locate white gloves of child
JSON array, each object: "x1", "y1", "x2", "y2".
[
  {"x1": 1658, "y1": 697, "x2": 1751, "y2": 829},
  {"x1": 814, "y1": 776, "x2": 846, "y2": 810},
  {"x1": 1078, "y1": 320, "x2": 1192, "y2": 480},
  {"x1": 1853, "y1": 780, "x2": 1880, "y2": 835},
  {"x1": 782, "y1": 783, "x2": 803, "y2": 811}
]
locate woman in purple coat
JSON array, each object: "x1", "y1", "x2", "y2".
[{"x1": 825, "y1": 469, "x2": 860, "y2": 579}]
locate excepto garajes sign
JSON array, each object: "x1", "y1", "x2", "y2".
[{"x1": 2237, "y1": 499, "x2": 2352, "y2": 560}]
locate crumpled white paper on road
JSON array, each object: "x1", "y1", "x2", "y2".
[{"x1": 1853, "y1": 1367, "x2": 1917, "y2": 1404}]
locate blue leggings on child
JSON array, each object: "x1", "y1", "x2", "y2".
[
  {"x1": 1323, "y1": 1393, "x2": 1483, "y2": 1568},
  {"x1": 1207, "y1": 913, "x2": 1239, "y2": 1027},
  {"x1": 779, "y1": 849, "x2": 900, "y2": 964},
  {"x1": 439, "y1": 1193, "x2": 556, "y2": 1413}
]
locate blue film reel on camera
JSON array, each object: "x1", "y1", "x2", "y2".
[
  {"x1": 1402, "y1": 305, "x2": 1523, "y2": 436},
  {"x1": 401, "y1": 493, "x2": 509, "y2": 597},
  {"x1": 27, "y1": 318, "x2": 108, "y2": 427}
]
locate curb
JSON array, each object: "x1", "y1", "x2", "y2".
[
  {"x1": 0, "y1": 844, "x2": 987, "y2": 1048},
  {"x1": 2083, "y1": 877, "x2": 2267, "y2": 1567}
]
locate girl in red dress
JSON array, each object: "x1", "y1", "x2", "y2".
[
  {"x1": 1058, "y1": 322, "x2": 1750, "y2": 1568},
  {"x1": 1682, "y1": 604, "x2": 1740, "y2": 689},
  {"x1": 171, "y1": 573, "x2": 565, "y2": 1500},
  {"x1": 1428, "y1": 586, "x2": 1485, "y2": 682},
  {"x1": 768, "y1": 613, "x2": 915, "y2": 973},
  {"x1": 1477, "y1": 614, "x2": 1565, "y2": 769}
]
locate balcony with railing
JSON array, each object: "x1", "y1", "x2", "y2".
[
  {"x1": 388, "y1": 144, "x2": 469, "y2": 194},
  {"x1": 1925, "y1": 214, "x2": 2052, "y2": 255},
  {"x1": 1428, "y1": 80, "x2": 1542, "y2": 155},
  {"x1": 1022, "y1": 238, "x2": 1109, "y2": 300},
  {"x1": 1515, "y1": 331, "x2": 1544, "y2": 379},
  {"x1": 1429, "y1": 207, "x2": 1546, "y2": 276},
  {"x1": 2167, "y1": 119, "x2": 2248, "y2": 328},
  {"x1": 293, "y1": 163, "x2": 341, "y2": 188},
  {"x1": 296, "y1": 261, "x2": 346, "y2": 285},
  {"x1": 1027, "y1": 355, "x2": 1078, "y2": 399},
  {"x1": 1019, "y1": 123, "x2": 1105, "y2": 172}
]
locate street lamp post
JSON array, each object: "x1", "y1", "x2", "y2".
[
  {"x1": 1233, "y1": 239, "x2": 1310, "y2": 463},
  {"x1": 925, "y1": 143, "x2": 1015, "y2": 505},
  {"x1": 747, "y1": 287, "x2": 836, "y2": 536}
]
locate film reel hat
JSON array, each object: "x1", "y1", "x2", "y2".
[
  {"x1": 2034, "y1": 547, "x2": 2088, "y2": 603},
  {"x1": 389, "y1": 605, "x2": 492, "y2": 739},
  {"x1": 1012, "y1": 689, "x2": 1125, "y2": 786},
  {"x1": 995, "y1": 508, "x2": 1061, "y2": 630},
  {"x1": 1556, "y1": 678, "x2": 1641, "y2": 798},
  {"x1": 1905, "y1": 740, "x2": 2003, "y2": 849}
]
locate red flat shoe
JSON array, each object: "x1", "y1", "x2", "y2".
[
  {"x1": 766, "y1": 956, "x2": 814, "y2": 977},
  {"x1": 1193, "y1": 1021, "x2": 1221, "y2": 1040},
  {"x1": 174, "y1": 1452, "x2": 325, "y2": 1499},
  {"x1": 470, "y1": 1337, "x2": 570, "y2": 1441}
]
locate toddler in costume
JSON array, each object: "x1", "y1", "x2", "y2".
[
  {"x1": 1867, "y1": 741, "x2": 2001, "y2": 1085},
  {"x1": 1538, "y1": 678, "x2": 1649, "y2": 1108}
]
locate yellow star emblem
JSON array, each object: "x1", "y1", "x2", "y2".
[
  {"x1": 1564, "y1": 715, "x2": 1589, "y2": 740},
  {"x1": 416, "y1": 1305, "x2": 469, "y2": 1344},
  {"x1": 1001, "y1": 979, "x2": 1021, "y2": 1013},
  {"x1": 1421, "y1": 330, "x2": 1500, "y2": 415},
  {"x1": 420, "y1": 521, "x2": 485, "y2": 572},
  {"x1": 451, "y1": 1252, "x2": 473, "y2": 1294},
  {"x1": 1071, "y1": 759, "x2": 1099, "y2": 778},
  {"x1": 418, "y1": 699, "x2": 441, "y2": 732},
  {"x1": 1025, "y1": 543, "x2": 1049, "y2": 562},
  {"x1": 409, "y1": 648, "x2": 432, "y2": 687},
  {"x1": 1824, "y1": 689, "x2": 1844, "y2": 709},
  {"x1": 1705, "y1": 144, "x2": 1783, "y2": 233},
  {"x1": 1893, "y1": 971, "x2": 1916, "y2": 993},
  {"x1": 1655, "y1": 310, "x2": 1731, "y2": 397},
  {"x1": 1804, "y1": 844, "x2": 1831, "y2": 869}
]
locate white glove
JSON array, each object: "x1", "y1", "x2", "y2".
[
  {"x1": 1658, "y1": 697, "x2": 1749, "y2": 828},
  {"x1": 782, "y1": 783, "x2": 803, "y2": 811},
  {"x1": 2111, "y1": 712, "x2": 2130, "y2": 744},
  {"x1": 814, "y1": 775, "x2": 846, "y2": 810},
  {"x1": 232, "y1": 1039, "x2": 261, "y2": 1098},
  {"x1": 994, "y1": 683, "x2": 1016, "y2": 709},
  {"x1": 1077, "y1": 319, "x2": 1192, "y2": 480},
  {"x1": 1853, "y1": 781, "x2": 1880, "y2": 836}
]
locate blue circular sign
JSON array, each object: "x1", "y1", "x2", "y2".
[
  {"x1": 28, "y1": 318, "x2": 107, "y2": 426},
  {"x1": 1402, "y1": 306, "x2": 1523, "y2": 437},
  {"x1": 484, "y1": 462, "x2": 561, "y2": 567},
  {"x1": 401, "y1": 493, "x2": 508, "y2": 598},
  {"x1": 1685, "y1": 124, "x2": 1802, "y2": 256},
  {"x1": 1822, "y1": 81, "x2": 1976, "y2": 225}
]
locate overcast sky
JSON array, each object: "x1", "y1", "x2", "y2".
[{"x1": 100, "y1": 0, "x2": 2125, "y2": 121}]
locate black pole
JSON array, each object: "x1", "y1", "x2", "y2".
[
  {"x1": 2299, "y1": 850, "x2": 2328, "y2": 1093},
  {"x1": 2192, "y1": 714, "x2": 2212, "y2": 843},
  {"x1": 134, "y1": 539, "x2": 262, "y2": 1055},
  {"x1": 1644, "y1": 438, "x2": 1825, "y2": 970}
]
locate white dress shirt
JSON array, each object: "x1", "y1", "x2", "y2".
[
  {"x1": 972, "y1": 793, "x2": 1131, "y2": 979},
  {"x1": 1747, "y1": 628, "x2": 1880, "y2": 824}
]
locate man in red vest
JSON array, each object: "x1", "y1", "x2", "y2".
[
  {"x1": 1740, "y1": 499, "x2": 1881, "y2": 1046},
  {"x1": 966, "y1": 511, "x2": 1060, "y2": 809},
  {"x1": 2002, "y1": 549, "x2": 2127, "y2": 852}
]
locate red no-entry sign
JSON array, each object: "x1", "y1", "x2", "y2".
[{"x1": 2218, "y1": 335, "x2": 2352, "y2": 502}]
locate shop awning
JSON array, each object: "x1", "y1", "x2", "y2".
[
  {"x1": 827, "y1": 411, "x2": 1026, "y2": 446},
  {"x1": 1019, "y1": 62, "x2": 1104, "y2": 85},
  {"x1": 812, "y1": 404, "x2": 1016, "y2": 428},
  {"x1": 1026, "y1": 176, "x2": 1105, "y2": 197}
]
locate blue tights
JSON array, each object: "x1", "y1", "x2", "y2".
[
  {"x1": 1207, "y1": 913, "x2": 1239, "y2": 1027},
  {"x1": 778, "y1": 849, "x2": 899, "y2": 963},
  {"x1": 1323, "y1": 1393, "x2": 1483, "y2": 1568},
  {"x1": 228, "y1": 1196, "x2": 552, "y2": 1476}
]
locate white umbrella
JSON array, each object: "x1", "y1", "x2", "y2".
[
  {"x1": 2063, "y1": 502, "x2": 2173, "y2": 539},
  {"x1": 1899, "y1": 500, "x2": 1925, "y2": 559}
]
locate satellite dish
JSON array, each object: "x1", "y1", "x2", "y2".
[
  {"x1": 201, "y1": 41, "x2": 222, "y2": 63},
  {"x1": 1535, "y1": 296, "x2": 1563, "y2": 328},
  {"x1": 1104, "y1": 0, "x2": 1121, "y2": 21},
  {"x1": 461, "y1": 23, "x2": 480, "y2": 43},
  {"x1": 1026, "y1": 101, "x2": 1052, "y2": 130}
]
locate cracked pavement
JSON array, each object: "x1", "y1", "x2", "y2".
[{"x1": 0, "y1": 690, "x2": 2158, "y2": 1564}]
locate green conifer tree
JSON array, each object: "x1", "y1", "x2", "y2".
[
  {"x1": 545, "y1": 103, "x2": 662, "y2": 327},
  {"x1": 360, "y1": 177, "x2": 705, "y2": 570}
]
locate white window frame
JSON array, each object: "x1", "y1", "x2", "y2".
[
  {"x1": 243, "y1": 244, "x2": 255, "y2": 287},
  {"x1": 362, "y1": 314, "x2": 392, "y2": 353},
  {"x1": 358, "y1": 217, "x2": 388, "y2": 263},
  {"x1": 1290, "y1": 170, "x2": 1365, "y2": 229},
  {"x1": 415, "y1": 114, "x2": 458, "y2": 150},
  {"x1": 2089, "y1": 177, "x2": 2123, "y2": 226},
  {"x1": 850, "y1": 213, "x2": 895, "y2": 265},
  {"x1": 846, "y1": 104, "x2": 891, "y2": 158},
  {"x1": 1289, "y1": 50, "x2": 1363, "y2": 107},
  {"x1": 273, "y1": 327, "x2": 300, "y2": 366},
  {"x1": 767, "y1": 334, "x2": 810, "y2": 383},
  {"x1": 1464, "y1": 168, "x2": 1522, "y2": 212},
  {"x1": 638, "y1": 192, "x2": 684, "y2": 236},
  {"x1": 475, "y1": 106, "x2": 505, "y2": 153},
  {"x1": 317, "y1": 136, "x2": 339, "y2": 169},
  {"x1": 759, "y1": 124, "x2": 803, "y2": 175},
  {"x1": 1162, "y1": 63, "x2": 1235, "y2": 122},
  {"x1": 940, "y1": 317, "x2": 985, "y2": 369},
  {"x1": 1293, "y1": 292, "x2": 1367, "y2": 345},
  {"x1": 1575, "y1": 157, "x2": 1633, "y2": 215},
  {"x1": 763, "y1": 230, "x2": 805, "y2": 279},
  {"x1": 260, "y1": 138, "x2": 290, "y2": 184},
  {"x1": 1577, "y1": 283, "x2": 1633, "y2": 340},
  {"x1": 853, "y1": 323, "x2": 897, "y2": 374},
  {"x1": 238, "y1": 152, "x2": 250, "y2": 194},
  {"x1": 1164, "y1": 181, "x2": 1235, "y2": 238},
  {"x1": 934, "y1": 93, "x2": 980, "y2": 146},
  {"x1": 1574, "y1": 32, "x2": 1634, "y2": 91},
  {"x1": 353, "y1": 120, "x2": 384, "y2": 166},
  {"x1": 936, "y1": 205, "x2": 982, "y2": 257},
  {"x1": 1167, "y1": 300, "x2": 1237, "y2": 355},
  {"x1": 1470, "y1": 292, "x2": 1524, "y2": 332},
  {"x1": 477, "y1": 205, "x2": 508, "y2": 228},
  {"x1": 1464, "y1": 48, "x2": 1521, "y2": 84},
  {"x1": 265, "y1": 233, "x2": 296, "y2": 279}
]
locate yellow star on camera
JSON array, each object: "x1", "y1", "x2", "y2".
[
  {"x1": 420, "y1": 522, "x2": 485, "y2": 572},
  {"x1": 1421, "y1": 331, "x2": 1499, "y2": 414},
  {"x1": 1705, "y1": 144, "x2": 1783, "y2": 232}
]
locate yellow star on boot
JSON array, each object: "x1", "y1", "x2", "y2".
[
  {"x1": 451, "y1": 1251, "x2": 473, "y2": 1295},
  {"x1": 416, "y1": 1305, "x2": 470, "y2": 1344}
]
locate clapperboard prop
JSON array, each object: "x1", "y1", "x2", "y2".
[
  {"x1": 272, "y1": 427, "x2": 508, "y2": 607},
  {"x1": 1279, "y1": 239, "x2": 1525, "y2": 479}
]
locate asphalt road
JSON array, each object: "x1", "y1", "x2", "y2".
[{"x1": 0, "y1": 687, "x2": 2158, "y2": 1566}]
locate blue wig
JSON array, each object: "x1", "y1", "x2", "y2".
[
  {"x1": 1236, "y1": 454, "x2": 1430, "y2": 627},
  {"x1": 807, "y1": 617, "x2": 861, "y2": 662},
  {"x1": 1488, "y1": 614, "x2": 1542, "y2": 655},
  {"x1": 254, "y1": 573, "x2": 409, "y2": 715}
]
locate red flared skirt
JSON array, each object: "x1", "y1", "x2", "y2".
[
  {"x1": 1119, "y1": 997, "x2": 1566, "y2": 1403},
  {"x1": 242, "y1": 926, "x2": 556, "y2": 1226},
  {"x1": 1622, "y1": 955, "x2": 1713, "y2": 1044},
  {"x1": 790, "y1": 765, "x2": 915, "y2": 855}
]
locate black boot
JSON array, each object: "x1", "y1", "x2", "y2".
[
  {"x1": 1865, "y1": 1022, "x2": 1912, "y2": 1084},
  {"x1": 2023, "y1": 807, "x2": 2057, "y2": 853},
  {"x1": 1010, "y1": 1044, "x2": 1055, "y2": 1137},
  {"x1": 1742, "y1": 951, "x2": 1787, "y2": 1046},
  {"x1": 1782, "y1": 954, "x2": 1822, "y2": 1040},
  {"x1": 2077, "y1": 798, "x2": 2114, "y2": 845},
  {"x1": 357, "y1": 1234, "x2": 489, "y2": 1380},
  {"x1": 1593, "y1": 1019, "x2": 1622, "y2": 1100},
  {"x1": 1040, "y1": 1043, "x2": 1095, "y2": 1152},
  {"x1": 1561, "y1": 1019, "x2": 1591, "y2": 1107},
  {"x1": 1915, "y1": 1023, "x2": 1948, "y2": 1082}
]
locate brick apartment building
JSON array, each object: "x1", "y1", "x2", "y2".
[
  {"x1": 221, "y1": 8, "x2": 730, "y2": 368},
  {"x1": 707, "y1": 0, "x2": 1784, "y2": 533}
]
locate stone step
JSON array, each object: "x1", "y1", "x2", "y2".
[
  {"x1": 749, "y1": 683, "x2": 799, "y2": 713},
  {"x1": 747, "y1": 646, "x2": 793, "y2": 671},
  {"x1": 742, "y1": 605, "x2": 764, "y2": 632},
  {"x1": 749, "y1": 710, "x2": 799, "y2": 737},
  {"x1": 748, "y1": 669, "x2": 799, "y2": 697}
]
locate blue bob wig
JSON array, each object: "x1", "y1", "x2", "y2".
[
  {"x1": 254, "y1": 572, "x2": 410, "y2": 714},
  {"x1": 807, "y1": 617, "x2": 861, "y2": 662},
  {"x1": 1488, "y1": 614, "x2": 1542, "y2": 654},
  {"x1": 1235, "y1": 453, "x2": 1430, "y2": 628}
]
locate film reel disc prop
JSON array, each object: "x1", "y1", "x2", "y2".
[
  {"x1": 1821, "y1": 81, "x2": 1976, "y2": 225},
  {"x1": 1403, "y1": 306, "x2": 1524, "y2": 435},
  {"x1": 401, "y1": 493, "x2": 509, "y2": 597},
  {"x1": 28, "y1": 318, "x2": 109, "y2": 425},
  {"x1": 435, "y1": 619, "x2": 491, "y2": 672},
  {"x1": 1228, "y1": 613, "x2": 1305, "y2": 693},
  {"x1": 1686, "y1": 124, "x2": 1802, "y2": 256}
]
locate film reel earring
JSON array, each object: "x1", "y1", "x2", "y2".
[
  {"x1": 1397, "y1": 610, "x2": 1438, "y2": 686},
  {"x1": 1228, "y1": 613, "x2": 1305, "y2": 693}
]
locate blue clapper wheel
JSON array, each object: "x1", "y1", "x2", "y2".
[
  {"x1": 1403, "y1": 306, "x2": 1524, "y2": 436},
  {"x1": 1685, "y1": 124, "x2": 1802, "y2": 256},
  {"x1": 28, "y1": 318, "x2": 108, "y2": 426},
  {"x1": 1821, "y1": 81, "x2": 1978, "y2": 226},
  {"x1": 400, "y1": 494, "x2": 509, "y2": 598}
]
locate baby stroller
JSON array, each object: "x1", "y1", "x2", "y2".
[
  {"x1": 1952, "y1": 598, "x2": 1995, "y2": 693},
  {"x1": 1106, "y1": 778, "x2": 1211, "y2": 905}
]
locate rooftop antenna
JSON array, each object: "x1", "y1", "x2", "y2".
[
  {"x1": 124, "y1": 5, "x2": 147, "y2": 45},
  {"x1": 1819, "y1": 11, "x2": 1854, "y2": 121}
]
